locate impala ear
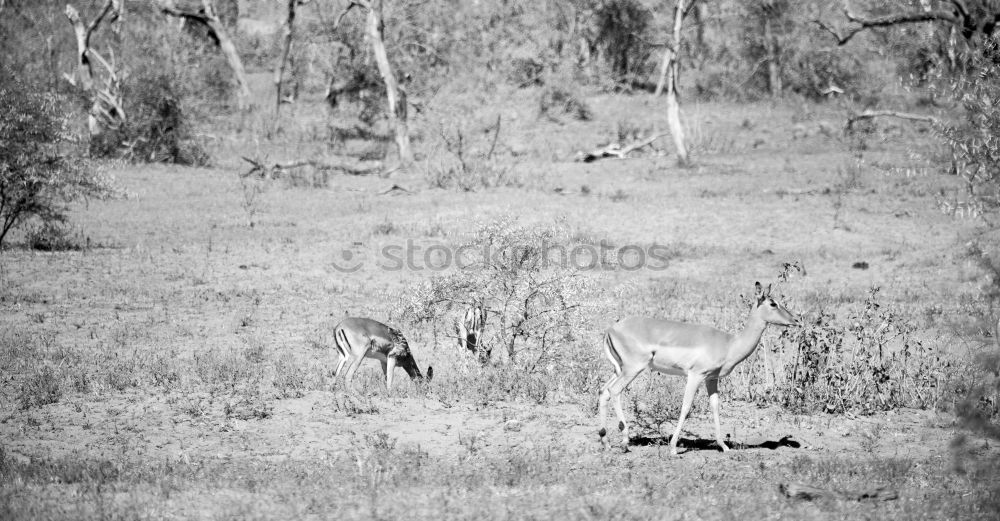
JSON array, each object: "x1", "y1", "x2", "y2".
[{"x1": 754, "y1": 281, "x2": 766, "y2": 305}]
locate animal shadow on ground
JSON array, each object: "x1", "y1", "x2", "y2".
[{"x1": 629, "y1": 434, "x2": 801, "y2": 452}]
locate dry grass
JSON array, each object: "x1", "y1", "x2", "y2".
[{"x1": 1, "y1": 88, "x2": 998, "y2": 519}]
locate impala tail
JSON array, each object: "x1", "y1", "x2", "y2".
[
  {"x1": 333, "y1": 326, "x2": 350, "y2": 357},
  {"x1": 603, "y1": 332, "x2": 623, "y2": 376}
]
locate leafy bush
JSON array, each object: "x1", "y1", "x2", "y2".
[
  {"x1": 396, "y1": 217, "x2": 595, "y2": 368},
  {"x1": 930, "y1": 42, "x2": 1000, "y2": 217},
  {"x1": 771, "y1": 287, "x2": 940, "y2": 414},
  {"x1": 0, "y1": 74, "x2": 118, "y2": 248}
]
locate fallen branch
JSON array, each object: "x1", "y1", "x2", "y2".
[
  {"x1": 779, "y1": 482, "x2": 899, "y2": 502},
  {"x1": 378, "y1": 184, "x2": 413, "y2": 195},
  {"x1": 846, "y1": 109, "x2": 939, "y2": 131},
  {"x1": 579, "y1": 131, "x2": 669, "y2": 163},
  {"x1": 241, "y1": 156, "x2": 381, "y2": 178}
]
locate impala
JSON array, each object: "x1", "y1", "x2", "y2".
[
  {"x1": 598, "y1": 282, "x2": 798, "y2": 454},
  {"x1": 333, "y1": 317, "x2": 432, "y2": 390},
  {"x1": 457, "y1": 303, "x2": 486, "y2": 353}
]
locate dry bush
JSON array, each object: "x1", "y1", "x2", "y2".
[
  {"x1": 416, "y1": 86, "x2": 520, "y2": 191},
  {"x1": 731, "y1": 284, "x2": 947, "y2": 414},
  {"x1": 538, "y1": 82, "x2": 592, "y2": 122},
  {"x1": 394, "y1": 217, "x2": 611, "y2": 403}
]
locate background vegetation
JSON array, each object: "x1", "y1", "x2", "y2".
[{"x1": 2, "y1": 0, "x2": 1000, "y2": 518}]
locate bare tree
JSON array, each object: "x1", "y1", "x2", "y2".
[
  {"x1": 815, "y1": 0, "x2": 1000, "y2": 47},
  {"x1": 654, "y1": 0, "x2": 695, "y2": 166},
  {"x1": 337, "y1": 0, "x2": 412, "y2": 166},
  {"x1": 156, "y1": 0, "x2": 251, "y2": 108},
  {"x1": 274, "y1": 0, "x2": 302, "y2": 113},
  {"x1": 63, "y1": 0, "x2": 125, "y2": 137}
]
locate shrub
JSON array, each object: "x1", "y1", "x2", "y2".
[
  {"x1": 930, "y1": 42, "x2": 1000, "y2": 217},
  {"x1": 0, "y1": 73, "x2": 118, "y2": 248},
  {"x1": 396, "y1": 217, "x2": 596, "y2": 369},
  {"x1": 538, "y1": 84, "x2": 592, "y2": 122},
  {"x1": 18, "y1": 365, "x2": 62, "y2": 410},
  {"x1": 418, "y1": 97, "x2": 519, "y2": 191},
  {"x1": 90, "y1": 66, "x2": 209, "y2": 166},
  {"x1": 24, "y1": 221, "x2": 84, "y2": 251},
  {"x1": 594, "y1": 0, "x2": 655, "y2": 86},
  {"x1": 771, "y1": 286, "x2": 940, "y2": 414}
]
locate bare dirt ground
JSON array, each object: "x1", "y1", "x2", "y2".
[{"x1": 2, "y1": 96, "x2": 999, "y2": 519}]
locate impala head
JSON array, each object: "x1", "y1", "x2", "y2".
[
  {"x1": 391, "y1": 330, "x2": 433, "y2": 382},
  {"x1": 753, "y1": 282, "x2": 799, "y2": 327}
]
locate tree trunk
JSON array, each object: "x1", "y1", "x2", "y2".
[
  {"x1": 661, "y1": 0, "x2": 689, "y2": 166},
  {"x1": 365, "y1": 0, "x2": 411, "y2": 165},
  {"x1": 274, "y1": 0, "x2": 297, "y2": 114},
  {"x1": 763, "y1": 17, "x2": 781, "y2": 96},
  {"x1": 65, "y1": 1, "x2": 122, "y2": 137}
]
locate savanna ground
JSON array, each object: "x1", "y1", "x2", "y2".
[{"x1": 3, "y1": 82, "x2": 1000, "y2": 519}]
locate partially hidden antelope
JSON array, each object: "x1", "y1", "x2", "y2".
[
  {"x1": 598, "y1": 282, "x2": 798, "y2": 454},
  {"x1": 457, "y1": 303, "x2": 486, "y2": 353},
  {"x1": 332, "y1": 317, "x2": 432, "y2": 391}
]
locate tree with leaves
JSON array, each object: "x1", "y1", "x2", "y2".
[{"x1": 0, "y1": 75, "x2": 117, "y2": 248}]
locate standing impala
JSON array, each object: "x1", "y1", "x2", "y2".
[
  {"x1": 333, "y1": 317, "x2": 432, "y2": 391},
  {"x1": 598, "y1": 282, "x2": 798, "y2": 454}
]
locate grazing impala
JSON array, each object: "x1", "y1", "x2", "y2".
[
  {"x1": 333, "y1": 317, "x2": 432, "y2": 391},
  {"x1": 457, "y1": 303, "x2": 486, "y2": 353},
  {"x1": 598, "y1": 282, "x2": 798, "y2": 454}
]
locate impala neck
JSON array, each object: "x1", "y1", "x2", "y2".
[{"x1": 723, "y1": 310, "x2": 768, "y2": 374}]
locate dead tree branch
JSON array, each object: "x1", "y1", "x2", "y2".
[
  {"x1": 65, "y1": 1, "x2": 124, "y2": 136},
  {"x1": 815, "y1": 1, "x2": 964, "y2": 46},
  {"x1": 156, "y1": 0, "x2": 251, "y2": 107},
  {"x1": 846, "y1": 109, "x2": 940, "y2": 131},
  {"x1": 579, "y1": 131, "x2": 669, "y2": 163},
  {"x1": 241, "y1": 156, "x2": 381, "y2": 178}
]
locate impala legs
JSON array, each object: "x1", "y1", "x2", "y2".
[
  {"x1": 597, "y1": 373, "x2": 618, "y2": 445},
  {"x1": 334, "y1": 356, "x2": 348, "y2": 379},
  {"x1": 706, "y1": 377, "x2": 729, "y2": 452},
  {"x1": 600, "y1": 369, "x2": 728, "y2": 454},
  {"x1": 342, "y1": 351, "x2": 368, "y2": 392},
  {"x1": 669, "y1": 373, "x2": 706, "y2": 455},
  {"x1": 599, "y1": 364, "x2": 646, "y2": 450},
  {"x1": 385, "y1": 356, "x2": 396, "y2": 390}
]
